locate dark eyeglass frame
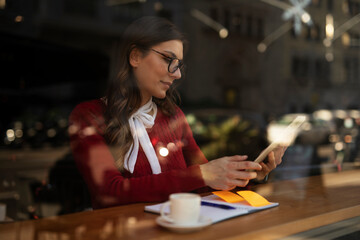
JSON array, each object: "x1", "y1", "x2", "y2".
[{"x1": 151, "y1": 49, "x2": 184, "y2": 74}]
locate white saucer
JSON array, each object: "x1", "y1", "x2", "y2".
[{"x1": 156, "y1": 215, "x2": 212, "y2": 233}]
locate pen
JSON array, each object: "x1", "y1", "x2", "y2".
[{"x1": 201, "y1": 201, "x2": 236, "y2": 210}]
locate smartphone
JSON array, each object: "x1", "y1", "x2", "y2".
[
  {"x1": 254, "y1": 115, "x2": 306, "y2": 164},
  {"x1": 254, "y1": 142, "x2": 280, "y2": 163}
]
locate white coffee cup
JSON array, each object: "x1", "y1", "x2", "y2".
[{"x1": 160, "y1": 193, "x2": 201, "y2": 225}]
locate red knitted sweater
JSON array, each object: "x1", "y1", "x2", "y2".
[{"x1": 69, "y1": 99, "x2": 208, "y2": 208}]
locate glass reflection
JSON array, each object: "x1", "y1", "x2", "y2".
[{"x1": 0, "y1": 0, "x2": 359, "y2": 223}]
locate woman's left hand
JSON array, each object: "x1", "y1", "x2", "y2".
[{"x1": 256, "y1": 146, "x2": 286, "y2": 181}]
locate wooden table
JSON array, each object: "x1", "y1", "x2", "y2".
[{"x1": 1, "y1": 169, "x2": 360, "y2": 240}]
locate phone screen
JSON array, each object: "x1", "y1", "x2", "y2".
[{"x1": 254, "y1": 115, "x2": 306, "y2": 163}]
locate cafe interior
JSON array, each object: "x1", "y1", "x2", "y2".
[{"x1": 1, "y1": 0, "x2": 360, "y2": 239}]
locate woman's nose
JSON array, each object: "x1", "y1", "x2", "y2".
[{"x1": 170, "y1": 68, "x2": 182, "y2": 79}]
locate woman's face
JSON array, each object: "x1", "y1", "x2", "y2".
[{"x1": 130, "y1": 40, "x2": 183, "y2": 105}]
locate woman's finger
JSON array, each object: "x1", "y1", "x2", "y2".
[
  {"x1": 228, "y1": 161, "x2": 262, "y2": 171},
  {"x1": 231, "y1": 179, "x2": 250, "y2": 188}
]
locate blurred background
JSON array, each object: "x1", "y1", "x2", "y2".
[{"x1": 1, "y1": 0, "x2": 360, "y2": 221}]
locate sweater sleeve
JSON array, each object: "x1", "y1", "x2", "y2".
[{"x1": 69, "y1": 101, "x2": 207, "y2": 208}]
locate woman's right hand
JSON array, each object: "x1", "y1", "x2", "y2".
[{"x1": 199, "y1": 155, "x2": 262, "y2": 190}]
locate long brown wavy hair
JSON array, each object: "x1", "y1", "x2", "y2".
[{"x1": 104, "y1": 16, "x2": 186, "y2": 169}]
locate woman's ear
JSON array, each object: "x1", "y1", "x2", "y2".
[{"x1": 129, "y1": 48, "x2": 142, "y2": 67}]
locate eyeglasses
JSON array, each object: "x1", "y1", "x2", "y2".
[{"x1": 151, "y1": 49, "x2": 184, "y2": 74}]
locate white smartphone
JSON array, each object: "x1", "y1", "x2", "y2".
[
  {"x1": 254, "y1": 115, "x2": 306, "y2": 163},
  {"x1": 254, "y1": 142, "x2": 280, "y2": 163}
]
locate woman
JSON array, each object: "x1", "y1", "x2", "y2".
[{"x1": 69, "y1": 16, "x2": 284, "y2": 209}]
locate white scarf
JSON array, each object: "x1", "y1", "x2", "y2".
[{"x1": 124, "y1": 98, "x2": 161, "y2": 174}]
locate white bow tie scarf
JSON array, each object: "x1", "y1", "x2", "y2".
[{"x1": 124, "y1": 99, "x2": 161, "y2": 174}]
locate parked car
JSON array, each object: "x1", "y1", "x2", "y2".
[{"x1": 313, "y1": 109, "x2": 360, "y2": 162}]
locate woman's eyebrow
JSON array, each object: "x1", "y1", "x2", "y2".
[{"x1": 164, "y1": 50, "x2": 183, "y2": 60}]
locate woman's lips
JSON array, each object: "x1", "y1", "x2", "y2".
[{"x1": 160, "y1": 81, "x2": 172, "y2": 88}]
